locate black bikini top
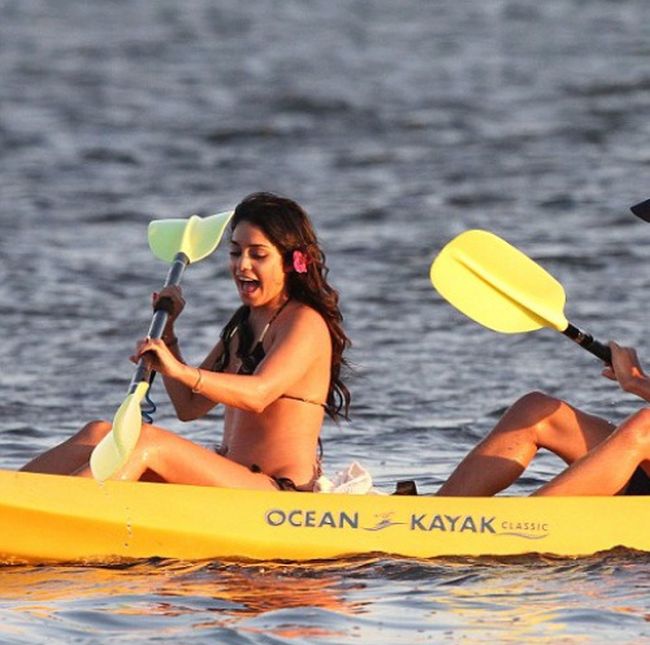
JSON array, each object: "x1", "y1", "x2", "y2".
[
  {"x1": 237, "y1": 300, "x2": 288, "y2": 375},
  {"x1": 213, "y1": 301, "x2": 327, "y2": 410},
  {"x1": 213, "y1": 300, "x2": 288, "y2": 375}
]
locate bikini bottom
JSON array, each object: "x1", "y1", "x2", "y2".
[
  {"x1": 624, "y1": 466, "x2": 650, "y2": 495},
  {"x1": 250, "y1": 463, "x2": 306, "y2": 492}
]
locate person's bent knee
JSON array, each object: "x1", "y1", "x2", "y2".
[
  {"x1": 618, "y1": 408, "x2": 650, "y2": 446},
  {"x1": 505, "y1": 391, "x2": 563, "y2": 425},
  {"x1": 627, "y1": 407, "x2": 650, "y2": 427},
  {"x1": 513, "y1": 390, "x2": 560, "y2": 411},
  {"x1": 79, "y1": 420, "x2": 112, "y2": 444},
  {"x1": 137, "y1": 423, "x2": 168, "y2": 444}
]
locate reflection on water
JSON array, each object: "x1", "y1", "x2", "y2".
[
  {"x1": 426, "y1": 555, "x2": 650, "y2": 642},
  {"x1": 1, "y1": 552, "x2": 649, "y2": 642},
  {"x1": 0, "y1": 559, "x2": 361, "y2": 641}
]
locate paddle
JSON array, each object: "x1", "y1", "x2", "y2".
[
  {"x1": 631, "y1": 198, "x2": 650, "y2": 222},
  {"x1": 430, "y1": 229, "x2": 611, "y2": 363},
  {"x1": 89, "y1": 210, "x2": 234, "y2": 481}
]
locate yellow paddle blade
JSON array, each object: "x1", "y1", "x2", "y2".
[
  {"x1": 88, "y1": 432, "x2": 123, "y2": 483},
  {"x1": 148, "y1": 210, "x2": 234, "y2": 264},
  {"x1": 430, "y1": 230, "x2": 569, "y2": 333},
  {"x1": 111, "y1": 381, "x2": 149, "y2": 454},
  {"x1": 89, "y1": 381, "x2": 150, "y2": 482}
]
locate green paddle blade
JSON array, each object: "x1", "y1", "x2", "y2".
[
  {"x1": 89, "y1": 381, "x2": 150, "y2": 481},
  {"x1": 90, "y1": 210, "x2": 234, "y2": 483},
  {"x1": 148, "y1": 210, "x2": 234, "y2": 264},
  {"x1": 430, "y1": 229, "x2": 569, "y2": 333},
  {"x1": 88, "y1": 434, "x2": 122, "y2": 483}
]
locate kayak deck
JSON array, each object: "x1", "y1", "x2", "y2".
[{"x1": 1, "y1": 469, "x2": 648, "y2": 563}]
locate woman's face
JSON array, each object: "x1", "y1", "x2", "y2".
[{"x1": 229, "y1": 221, "x2": 288, "y2": 308}]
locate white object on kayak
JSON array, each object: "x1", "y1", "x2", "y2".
[{"x1": 315, "y1": 461, "x2": 386, "y2": 495}]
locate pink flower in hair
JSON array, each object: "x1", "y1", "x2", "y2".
[{"x1": 292, "y1": 250, "x2": 310, "y2": 274}]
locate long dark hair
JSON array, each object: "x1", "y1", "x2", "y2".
[{"x1": 230, "y1": 192, "x2": 351, "y2": 420}]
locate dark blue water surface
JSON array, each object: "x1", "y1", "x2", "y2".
[{"x1": 2, "y1": 0, "x2": 650, "y2": 642}]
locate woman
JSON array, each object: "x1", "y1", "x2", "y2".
[
  {"x1": 22, "y1": 192, "x2": 351, "y2": 491},
  {"x1": 437, "y1": 341, "x2": 650, "y2": 496}
]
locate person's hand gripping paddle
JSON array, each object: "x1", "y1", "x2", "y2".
[
  {"x1": 430, "y1": 229, "x2": 611, "y2": 363},
  {"x1": 89, "y1": 210, "x2": 234, "y2": 481}
]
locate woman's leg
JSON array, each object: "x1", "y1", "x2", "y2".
[
  {"x1": 21, "y1": 420, "x2": 112, "y2": 475},
  {"x1": 73, "y1": 423, "x2": 279, "y2": 490},
  {"x1": 436, "y1": 391, "x2": 616, "y2": 496},
  {"x1": 533, "y1": 408, "x2": 650, "y2": 496}
]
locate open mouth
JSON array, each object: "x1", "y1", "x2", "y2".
[{"x1": 238, "y1": 277, "x2": 260, "y2": 295}]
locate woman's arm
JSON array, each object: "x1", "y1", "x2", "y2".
[
  {"x1": 160, "y1": 339, "x2": 225, "y2": 421},
  {"x1": 146, "y1": 285, "x2": 226, "y2": 421},
  {"x1": 137, "y1": 306, "x2": 329, "y2": 416}
]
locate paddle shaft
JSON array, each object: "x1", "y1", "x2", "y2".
[
  {"x1": 562, "y1": 324, "x2": 611, "y2": 363},
  {"x1": 127, "y1": 251, "x2": 190, "y2": 394},
  {"x1": 565, "y1": 198, "x2": 650, "y2": 361},
  {"x1": 562, "y1": 198, "x2": 650, "y2": 361}
]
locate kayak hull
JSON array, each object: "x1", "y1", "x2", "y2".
[{"x1": 1, "y1": 469, "x2": 648, "y2": 563}]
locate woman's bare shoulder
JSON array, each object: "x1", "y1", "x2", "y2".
[
  {"x1": 269, "y1": 302, "x2": 330, "y2": 348},
  {"x1": 287, "y1": 301, "x2": 329, "y2": 332}
]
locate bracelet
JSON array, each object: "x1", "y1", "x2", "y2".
[
  {"x1": 165, "y1": 336, "x2": 179, "y2": 348},
  {"x1": 191, "y1": 367, "x2": 203, "y2": 394}
]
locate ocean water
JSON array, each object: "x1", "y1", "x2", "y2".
[{"x1": 1, "y1": 0, "x2": 650, "y2": 642}]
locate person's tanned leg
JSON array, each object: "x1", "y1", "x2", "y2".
[{"x1": 437, "y1": 392, "x2": 615, "y2": 496}]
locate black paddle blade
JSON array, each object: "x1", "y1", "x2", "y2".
[{"x1": 631, "y1": 198, "x2": 650, "y2": 222}]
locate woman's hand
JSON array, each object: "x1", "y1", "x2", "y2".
[
  {"x1": 153, "y1": 286, "x2": 186, "y2": 339},
  {"x1": 131, "y1": 337, "x2": 182, "y2": 378},
  {"x1": 602, "y1": 341, "x2": 650, "y2": 401}
]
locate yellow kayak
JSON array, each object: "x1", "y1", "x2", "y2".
[{"x1": 1, "y1": 468, "x2": 648, "y2": 564}]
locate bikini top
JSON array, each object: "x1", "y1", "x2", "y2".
[
  {"x1": 213, "y1": 300, "x2": 327, "y2": 410},
  {"x1": 235, "y1": 300, "x2": 288, "y2": 376}
]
